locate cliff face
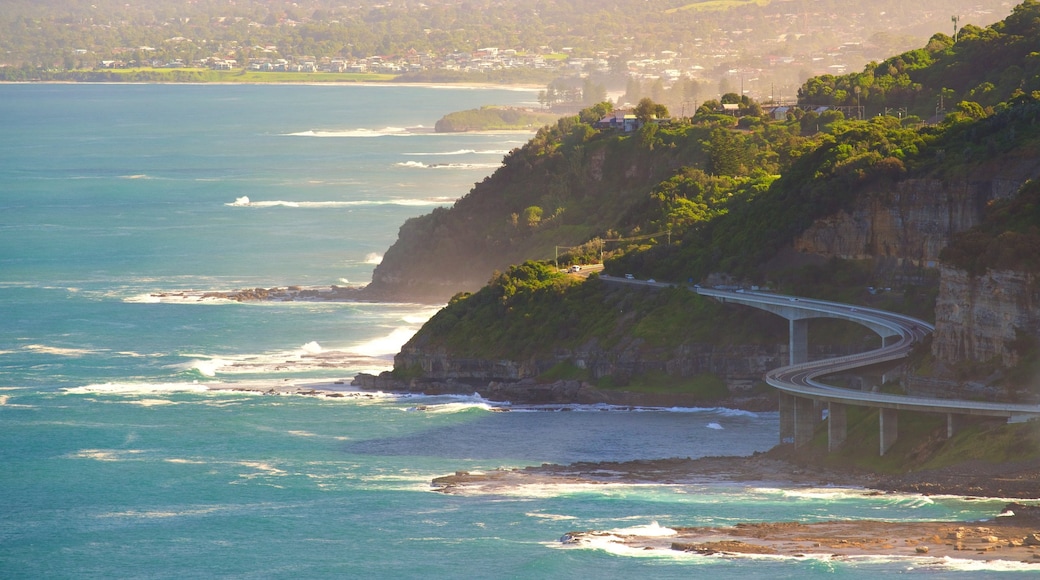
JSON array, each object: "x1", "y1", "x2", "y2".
[
  {"x1": 933, "y1": 266, "x2": 1040, "y2": 368},
  {"x1": 394, "y1": 338, "x2": 861, "y2": 390},
  {"x1": 793, "y1": 177, "x2": 1023, "y2": 267}
]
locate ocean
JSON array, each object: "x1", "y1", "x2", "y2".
[{"x1": 0, "y1": 84, "x2": 1027, "y2": 578}]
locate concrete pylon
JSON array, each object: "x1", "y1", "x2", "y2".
[
  {"x1": 789, "y1": 318, "x2": 808, "y2": 365},
  {"x1": 779, "y1": 392, "x2": 795, "y2": 444},
  {"x1": 880, "y1": 408, "x2": 898, "y2": 455},
  {"x1": 794, "y1": 396, "x2": 815, "y2": 448},
  {"x1": 828, "y1": 402, "x2": 847, "y2": 452}
]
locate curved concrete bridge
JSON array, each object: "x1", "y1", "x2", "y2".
[{"x1": 601, "y1": 275, "x2": 1040, "y2": 455}]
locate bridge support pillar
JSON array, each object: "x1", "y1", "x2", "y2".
[
  {"x1": 828, "y1": 402, "x2": 847, "y2": 452},
  {"x1": 779, "y1": 393, "x2": 816, "y2": 447},
  {"x1": 779, "y1": 393, "x2": 795, "y2": 444},
  {"x1": 947, "y1": 413, "x2": 962, "y2": 438},
  {"x1": 794, "y1": 396, "x2": 816, "y2": 448},
  {"x1": 880, "y1": 408, "x2": 898, "y2": 456},
  {"x1": 789, "y1": 318, "x2": 809, "y2": 365}
]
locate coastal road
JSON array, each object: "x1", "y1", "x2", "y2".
[{"x1": 601, "y1": 275, "x2": 1040, "y2": 422}]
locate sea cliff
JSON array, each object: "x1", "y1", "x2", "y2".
[{"x1": 793, "y1": 177, "x2": 1023, "y2": 266}]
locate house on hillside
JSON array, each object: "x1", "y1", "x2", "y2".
[
  {"x1": 594, "y1": 111, "x2": 640, "y2": 132},
  {"x1": 771, "y1": 106, "x2": 791, "y2": 121}
]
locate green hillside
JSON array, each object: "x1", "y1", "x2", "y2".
[
  {"x1": 389, "y1": 2, "x2": 1040, "y2": 369},
  {"x1": 368, "y1": 2, "x2": 1040, "y2": 304}
]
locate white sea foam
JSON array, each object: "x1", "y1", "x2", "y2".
[
  {"x1": 126, "y1": 398, "x2": 179, "y2": 407},
  {"x1": 612, "y1": 521, "x2": 679, "y2": 537},
  {"x1": 404, "y1": 149, "x2": 477, "y2": 156},
  {"x1": 525, "y1": 512, "x2": 578, "y2": 521},
  {"x1": 99, "y1": 506, "x2": 227, "y2": 519},
  {"x1": 285, "y1": 127, "x2": 419, "y2": 138},
  {"x1": 448, "y1": 481, "x2": 660, "y2": 499},
  {"x1": 559, "y1": 534, "x2": 1040, "y2": 569},
  {"x1": 236, "y1": 461, "x2": 287, "y2": 477},
  {"x1": 553, "y1": 532, "x2": 693, "y2": 560},
  {"x1": 914, "y1": 556, "x2": 1040, "y2": 572},
  {"x1": 189, "y1": 357, "x2": 234, "y2": 377},
  {"x1": 402, "y1": 307, "x2": 441, "y2": 324},
  {"x1": 749, "y1": 486, "x2": 876, "y2": 501},
  {"x1": 225, "y1": 197, "x2": 452, "y2": 208},
  {"x1": 395, "y1": 160, "x2": 502, "y2": 170},
  {"x1": 404, "y1": 148, "x2": 511, "y2": 156},
  {"x1": 178, "y1": 330, "x2": 418, "y2": 378},
  {"x1": 413, "y1": 401, "x2": 496, "y2": 414},
  {"x1": 349, "y1": 327, "x2": 419, "y2": 359},
  {"x1": 69, "y1": 448, "x2": 148, "y2": 462},
  {"x1": 24, "y1": 344, "x2": 101, "y2": 357},
  {"x1": 706, "y1": 422, "x2": 723, "y2": 430},
  {"x1": 745, "y1": 486, "x2": 959, "y2": 511},
  {"x1": 63, "y1": 382, "x2": 211, "y2": 395},
  {"x1": 363, "y1": 252, "x2": 383, "y2": 265}
]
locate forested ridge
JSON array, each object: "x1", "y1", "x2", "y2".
[{"x1": 390, "y1": 2, "x2": 1040, "y2": 372}]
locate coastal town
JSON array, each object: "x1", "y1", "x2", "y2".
[{"x1": 5, "y1": 0, "x2": 1009, "y2": 105}]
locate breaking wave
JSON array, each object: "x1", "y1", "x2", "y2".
[
  {"x1": 226, "y1": 196, "x2": 453, "y2": 208},
  {"x1": 403, "y1": 149, "x2": 510, "y2": 156},
  {"x1": 395, "y1": 161, "x2": 503, "y2": 170},
  {"x1": 284, "y1": 127, "x2": 430, "y2": 138}
]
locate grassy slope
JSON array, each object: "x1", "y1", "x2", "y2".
[{"x1": 777, "y1": 407, "x2": 1040, "y2": 475}]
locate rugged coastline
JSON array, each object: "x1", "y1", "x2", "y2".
[
  {"x1": 562, "y1": 515, "x2": 1040, "y2": 565},
  {"x1": 429, "y1": 451, "x2": 1040, "y2": 500},
  {"x1": 351, "y1": 371, "x2": 777, "y2": 411},
  {"x1": 430, "y1": 449, "x2": 1040, "y2": 565},
  {"x1": 213, "y1": 378, "x2": 1040, "y2": 566}
]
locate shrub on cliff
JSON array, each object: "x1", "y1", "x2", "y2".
[
  {"x1": 401, "y1": 261, "x2": 795, "y2": 362},
  {"x1": 407, "y1": 261, "x2": 619, "y2": 358}
]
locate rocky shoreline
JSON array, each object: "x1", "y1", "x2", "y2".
[
  {"x1": 429, "y1": 451, "x2": 1040, "y2": 500},
  {"x1": 431, "y1": 455, "x2": 1040, "y2": 565},
  {"x1": 561, "y1": 513, "x2": 1040, "y2": 564},
  {"x1": 351, "y1": 371, "x2": 778, "y2": 411},
  {"x1": 145, "y1": 284, "x2": 369, "y2": 303},
  {"x1": 219, "y1": 377, "x2": 1040, "y2": 565}
]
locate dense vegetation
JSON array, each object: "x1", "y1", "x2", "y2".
[
  {"x1": 405, "y1": 260, "x2": 789, "y2": 369},
  {"x1": 434, "y1": 107, "x2": 561, "y2": 132},
  {"x1": 799, "y1": 0, "x2": 1040, "y2": 117},
  {"x1": 392, "y1": 2, "x2": 1040, "y2": 372}
]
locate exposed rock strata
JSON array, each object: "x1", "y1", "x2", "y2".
[
  {"x1": 933, "y1": 266, "x2": 1040, "y2": 368},
  {"x1": 393, "y1": 341, "x2": 789, "y2": 386},
  {"x1": 352, "y1": 372, "x2": 777, "y2": 411},
  {"x1": 794, "y1": 177, "x2": 1024, "y2": 266}
]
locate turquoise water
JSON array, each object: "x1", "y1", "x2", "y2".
[{"x1": 0, "y1": 85, "x2": 1027, "y2": 577}]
